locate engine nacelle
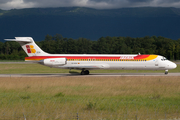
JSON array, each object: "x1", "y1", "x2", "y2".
[{"x1": 41, "y1": 58, "x2": 67, "y2": 66}]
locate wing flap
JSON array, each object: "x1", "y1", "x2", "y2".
[
  {"x1": 58, "y1": 64, "x2": 110, "y2": 70},
  {"x1": 60, "y1": 65, "x2": 99, "y2": 69}
]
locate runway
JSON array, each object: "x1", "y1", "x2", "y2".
[{"x1": 0, "y1": 73, "x2": 180, "y2": 77}]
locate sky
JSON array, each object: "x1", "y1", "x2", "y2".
[{"x1": 0, "y1": 0, "x2": 180, "y2": 10}]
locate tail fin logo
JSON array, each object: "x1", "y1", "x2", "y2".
[{"x1": 26, "y1": 45, "x2": 36, "y2": 53}]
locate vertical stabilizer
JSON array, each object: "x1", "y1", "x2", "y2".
[{"x1": 5, "y1": 37, "x2": 49, "y2": 57}]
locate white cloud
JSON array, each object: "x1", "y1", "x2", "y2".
[{"x1": 0, "y1": 0, "x2": 35, "y2": 10}]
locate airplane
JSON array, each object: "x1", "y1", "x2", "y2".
[{"x1": 5, "y1": 37, "x2": 177, "y2": 75}]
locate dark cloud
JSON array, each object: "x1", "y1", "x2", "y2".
[
  {"x1": 0, "y1": 0, "x2": 180, "y2": 10},
  {"x1": 128, "y1": 0, "x2": 152, "y2": 2},
  {"x1": 23, "y1": 0, "x2": 84, "y2": 8},
  {"x1": 0, "y1": 0, "x2": 13, "y2": 4},
  {"x1": 158, "y1": 0, "x2": 180, "y2": 3}
]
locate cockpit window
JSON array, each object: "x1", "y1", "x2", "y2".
[{"x1": 161, "y1": 57, "x2": 167, "y2": 61}]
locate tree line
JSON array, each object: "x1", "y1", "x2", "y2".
[{"x1": 0, "y1": 34, "x2": 180, "y2": 60}]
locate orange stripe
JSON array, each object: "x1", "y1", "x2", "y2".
[{"x1": 25, "y1": 55, "x2": 156, "y2": 61}]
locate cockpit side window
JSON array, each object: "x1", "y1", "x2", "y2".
[{"x1": 161, "y1": 57, "x2": 167, "y2": 61}]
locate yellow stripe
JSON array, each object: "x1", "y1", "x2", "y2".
[{"x1": 146, "y1": 55, "x2": 158, "y2": 61}]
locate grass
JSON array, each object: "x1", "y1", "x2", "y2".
[
  {"x1": 0, "y1": 62, "x2": 179, "y2": 119},
  {"x1": 0, "y1": 63, "x2": 179, "y2": 74},
  {"x1": 0, "y1": 60, "x2": 25, "y2": 62},
  {"x1": 0, "y1": 76, "x2": 180, "y2": 119}
]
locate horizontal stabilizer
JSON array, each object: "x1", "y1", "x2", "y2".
[
  {"x1": 4, "y1": 37, "x2": 48, "y2": 57},
  {"x1": 4, "y1": 37, "x2": 33, "y2": 43}
]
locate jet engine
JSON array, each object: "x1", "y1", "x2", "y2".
[{"x1": 40, "y1": 58, "x2": 67, "y2": 66}]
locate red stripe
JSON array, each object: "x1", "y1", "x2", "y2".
[{"x1": 25, "y1": 55, "x2": 151, "y2": 60}]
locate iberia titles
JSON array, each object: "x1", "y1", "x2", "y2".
[{"x1": 120, "y1": 56, "x2": 134, "y2": 59}]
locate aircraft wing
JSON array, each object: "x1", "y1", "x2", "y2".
[{"x1": 58, "y1": 64, "x2": 109, "y2": 70}]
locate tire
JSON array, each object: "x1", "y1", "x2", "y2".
[
  {"x1": 81, "y1": 71, "x2": 85, "y2": 75},
  {"x1": 85, "y1": 70, "x2": 89, "y2": 75}
]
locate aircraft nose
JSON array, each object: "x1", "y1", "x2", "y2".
[
  {"x1": 173, "y1": 63, "x2": 177, "y2": 69},
  {"x1": 168, "y1": 62, "x2": 177, "y2": 69}
]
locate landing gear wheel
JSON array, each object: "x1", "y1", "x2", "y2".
[
  {"x1": 81, "y1": 70, "x2": 89, "y2": 75},
  {"x1": 81, "y1": 71, "x2": 85, "y2": 75},
  {"x1": 85, "y1": 70, "x2": 89, "y2": 75},
  {"x1": 165, "y1": 70, "x2": 168, "y2": 75}
]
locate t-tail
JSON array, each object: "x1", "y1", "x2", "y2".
[{"x1": 5, "y1": 37, "x2": 49, "y2": 57}]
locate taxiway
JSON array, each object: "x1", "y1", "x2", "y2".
[{"x1": 0, "y1": 73, "x2": 180, "y2": 77}]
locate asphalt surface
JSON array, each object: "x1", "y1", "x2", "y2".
[{"x1": 0, "y1": 73, "x2": 180, "y2": 77}]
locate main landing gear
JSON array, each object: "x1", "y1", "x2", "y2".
[
  {"x1": 81, "y1": 69, "x2": 89, "y2": 75},
  {"x1": 165, "y1": 70, "x2": 168, "y2": 75}
]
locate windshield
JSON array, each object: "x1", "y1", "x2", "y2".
[{"x1": 161, "y1": 57, "x2": 167, "y2": 61}]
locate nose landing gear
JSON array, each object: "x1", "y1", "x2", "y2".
[
  {"x1": 165, "y1": 70, "x2": 168, "y2": 75},
  {"x1": 81, "y1": 70, "x2": 90, "y2": 75}
]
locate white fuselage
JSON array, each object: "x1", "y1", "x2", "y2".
[
  {"x1": 5, "y1": 37, "x2": 177, "y2": 74},
  {"x1": 58, "y1": 55, "x2": 176, "y2": 70},
  {"x1": 27, "y1": 54, "x2": 176, "y2": 71}
]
